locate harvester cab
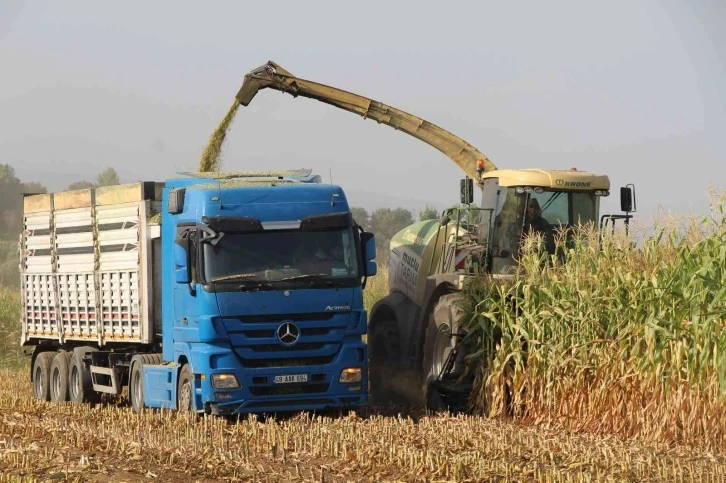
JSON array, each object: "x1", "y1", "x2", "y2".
[{"x1": 432, "y1": 166, "x2": 632, "y2": 282}]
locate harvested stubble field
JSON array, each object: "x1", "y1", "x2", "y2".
[{"x1": 1, "y1": 369, "x2": 725, "y2": 483}]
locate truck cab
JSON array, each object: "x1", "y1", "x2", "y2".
[{"x1": 154, "y1": 172, "x2": 377, "y2": 414}]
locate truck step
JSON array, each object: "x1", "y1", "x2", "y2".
[{"x1": 90, "y1": 366, "x2": 123, "y2": 395}]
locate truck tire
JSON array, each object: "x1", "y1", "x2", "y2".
[
  {"x1": 422, "y1": 293, "x2": 466, "y2": 411},
  {"x1": 69, "y1": 348, "x2": 100, "y2": 405},
  {"x1": 177, "y1": 364, "x2": 194, "y2": 412},
  {"x1": 130, "y1": 354, "x2": 162, "y2": 412},
  {"x1": 49, "y1": 351, "x2": 72, "y2": 404},
  {"x1": 32, "y1": 351, "x2": 55, "y2": 401}
]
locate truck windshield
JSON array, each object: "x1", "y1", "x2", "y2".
[
  {"x1": 203, "y1": 228, "x2": 359, "y2": 286},
  {"x1": 491, "y1": 188, "x2": 599, "y2": 274}
]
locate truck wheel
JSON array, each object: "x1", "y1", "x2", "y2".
[
  {"x1": 32, "y1": 351, "x2": 55, "y2": 401},
  {"x1": 422, "y1": 293, "x2": 466, "y2": 411},
  {"x1": 69, "y1": 349, "x2": 100, "y2": 405},
  {"x1": 130, "y1": 354, "x2": 162, "y2": 412},
  {"x1": 368, "y1": 320, "x2": 405, "y2": 406},
  {"x1": 49, "y1": 351, "x2": 72, "y2": 404},
  {"x1": 177, "y1": 364, "x2": 194, "y2": 412},
  {"x1": 129, "y1": 359, "x2": 144, "y2": 412}
]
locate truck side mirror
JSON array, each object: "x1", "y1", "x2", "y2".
[
  {"x1": 173, "y1": 238, "x2": 191, "y2": 284},
  {"x1": 460, "y1": 178, "x2": 474, "y2": 204},
  {"x1": 360, "y1": 232, "x2": 377, "y2": 277},
  {"x1": 620, "y1": 186, "x2": 635, "y2": 213},
  {"x1": 168, "y1": 188, "x2": 186, "y2": 215}
]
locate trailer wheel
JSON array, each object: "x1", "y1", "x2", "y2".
[
  {"x1": 69, "y1": 350, "x2": 100, "y2": 405},
  {"x1": 32, "y1": 351, "x2": 55, "y2": 401},
  {"x1": 49, "y1": 351, "x2": 72, "y2": 404},
  {"x1": 177, "y1": 364, "x2": 194, "y2": 412}
]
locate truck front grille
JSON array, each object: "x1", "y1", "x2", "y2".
[
  {"x1": 240, "y1": 355, "x2": 335, "y2": 368},
  {"x1": 223, "y1": 313, "x2": 352, "y2": 369}
]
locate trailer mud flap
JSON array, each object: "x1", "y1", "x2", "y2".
[{"x1": 142, "y1": 365, "x2": 178, "y2": 409}]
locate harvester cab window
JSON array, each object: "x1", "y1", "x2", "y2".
[
  {"x1": 521, "y1": 190, "x2": 600, "y2": 258},
  {"x1": 490, "y1": 188, "x2": 525, "y2": 274},
  {"x1": 526, "y1": 191, "x2": 599, "y2": 230}
]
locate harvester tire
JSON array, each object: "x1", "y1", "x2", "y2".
[
  {"x1": 422, "y1": 293, "x2": 466, "y2": 411},
  {"x1": 368, "y1": 320, "x2": 405, "y2": 407},
  {"x1": 49, "y1": 351, "x2": 72, "y2": 404},
  {"x1": 32, "y1": 351, "x2": 55, "y2": 401}
]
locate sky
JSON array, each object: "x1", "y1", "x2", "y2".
[{"x1": 1, "y1": 0, "x2": 724, "y2": 224}]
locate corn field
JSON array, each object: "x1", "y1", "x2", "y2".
[
  {"x1": 0, "y1": 286, "x2": 22, "y2": 368},
  {"x1": 460, "y1": 195, "x2": 726, "y2": 451}
]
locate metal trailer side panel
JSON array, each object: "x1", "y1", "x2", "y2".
[
  {"x1": 55, "y1": 205, "x2": 96, "y2": 342},
  {"x1": 21, "y1": 209, "x2": 56, "y2": 342},
  {"x1": 21, "y1": 184, "x2": 161, "y2": 347},
  {"x1": 97, "y1": 201, "x2": 144, "y2": 343}
]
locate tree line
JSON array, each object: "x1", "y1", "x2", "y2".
[{"x1": 350, "y1": 205, "x2": 438, "y2": 264}]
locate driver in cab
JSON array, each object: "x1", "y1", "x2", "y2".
[{"x1": 520, "y1": 198, "x2": 555, "y2": 255}]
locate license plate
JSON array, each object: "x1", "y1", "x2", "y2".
[{"x1": 274, "y1": 374, "x2": 308, "y2": 384}]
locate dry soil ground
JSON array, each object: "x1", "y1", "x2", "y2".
[{"x1": 1, "y1": 369, "x2": 725, "y2": 482}]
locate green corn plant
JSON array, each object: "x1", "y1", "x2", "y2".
[{"x1": 460, "y1": 193, "x2": 726, "y2": 449}]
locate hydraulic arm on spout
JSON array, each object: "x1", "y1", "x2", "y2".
[{"x1": 236, "y1": 61, "x2": 498, "y2": 185}]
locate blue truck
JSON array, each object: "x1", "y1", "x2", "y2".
[{"x1": 20, "y1": 169, "x2": 377, "y2": 415}]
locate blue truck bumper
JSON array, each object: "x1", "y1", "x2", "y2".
[
  {"x1": 165, "y1": 332, "x2": 370, "y2": 414},
  {"x1": 198, "y1": 362, "x2": 369, "y2": 414}
]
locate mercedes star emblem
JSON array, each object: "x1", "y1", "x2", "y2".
[{"x1": 276, "y1": 321, "x2": 300, "y2": 345}]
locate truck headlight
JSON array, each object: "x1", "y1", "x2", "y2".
[
  {"x1": 339, "y1": 367, "x2": 362, "y2": 383},
  {"x1": 211, "y1": 373, "x2": 240, "y2": 389}
]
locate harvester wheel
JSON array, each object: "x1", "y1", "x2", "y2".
[
  {"x1": 368, "y1": 320, "x2": 404, "y2": 406},
  {"x1": 32, "y1": 351, "x2": 55, "y2": 401},
  {"x1": 422, "y1": 293, "x2": 467, "y2": 411},
  {"x1": 49, "y1": 351, "x2": 72, "y2": 404}
]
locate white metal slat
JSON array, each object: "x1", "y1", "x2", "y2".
[
  {"x1": 55, "y1": 207, "x2": 93, "y2": 276},
  {"x1": 23, "y1": 211, "x2": 52, "y2": 275},
  {"x1": 23, "y1": 272, "x2": 56, "y2": 339},
  {"x1": 98, "y1": 203, "x2": 140, "y2": 273}
]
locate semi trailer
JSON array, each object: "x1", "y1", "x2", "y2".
[{"x1": 20, "y1": 169, "x2": 377, "y2": 414}]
